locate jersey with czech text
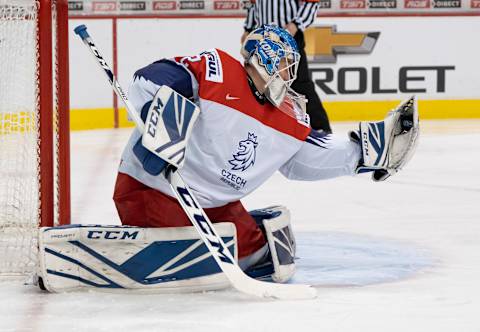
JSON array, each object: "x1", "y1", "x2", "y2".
[{"x1": 118, "y1": 49, "x2": 361, "y2": 208}]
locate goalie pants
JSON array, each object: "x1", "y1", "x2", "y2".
[{"x1": 113, "y1": 173, "x2": 267, "y2": 259}]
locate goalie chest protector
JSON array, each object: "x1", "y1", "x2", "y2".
[{"x1": 119, "y1": 49, "x2": 312, "y2": 209}]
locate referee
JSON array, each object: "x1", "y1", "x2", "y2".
[{"x1": 241, "y1": 0, "x2": 332, "y2": 133}]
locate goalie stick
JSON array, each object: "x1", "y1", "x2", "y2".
[{"x1": 74, "y1": 24, "x2": 316, "y2": 300}]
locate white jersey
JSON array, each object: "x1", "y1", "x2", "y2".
[{"x1": 119, "y1": 49, "x2": 360, "y2": 208}]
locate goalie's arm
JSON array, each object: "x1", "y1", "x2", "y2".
[
  {"x1": 279, "y1": 97, "x2": 419, "y2": 182},
  {"x1": 279, "y1": 130, "x2": 361, "y2": 181},
  {"x1": 74, "y1": 25, "x2": 200, "y2": 172},
  {"x1": 129, "y1": 60, "x2": 195, "y2": 120}
]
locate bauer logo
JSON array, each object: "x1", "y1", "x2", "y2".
[
  {"x1": 368, "y1": 0, "x2": 396, "y2": 8},
  {"x1": 404, "y1": 0, "x2": 430, "y2": 8},
  {"x1": 179, "y1": 0, "x2": 204, "y2": 9},
  {"x1": 471, "y1": 0, "x2": 480, "y2": 7},
  {"x1": 120, "y1": 1, "x2": 146, "y2": 10},
  {"x1": 68, "y1": 1, "x2": 84, "y2": 10},
  {"x1": 433, "y1": 0, "x2": 461, "y2": 7},
  {"x1": 153, "y1": 1, "x2": 177, "y2": 10},
  {"x1": 228, "y1": 133, "x2": 258, "y2": 172},
  {"x1": 340, "y1": 0, "x2": 366, "y2": 8},
  {"x1": 214, "y1": 0, "x2": 240, "y2": 9},
  {"x1": 201, "y1": 49, "x2": 223, "y2": 83},
  {"x1": 92, "y1": 1, "x2": 116, "y2": 11}
]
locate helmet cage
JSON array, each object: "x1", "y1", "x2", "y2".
[{"x1": 242, "y1": 25, "x2": 301, "y2": 107}]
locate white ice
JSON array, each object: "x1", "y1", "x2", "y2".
[{"x1": 1, "y1": 120, "x2": 479, "y2": 332}]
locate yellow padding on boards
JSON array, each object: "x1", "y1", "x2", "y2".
[
  {"x1": 70, "y1": 108, "x2": 135, "y2": 130},
  {"x1": 69, "y1": 100, "x2": 480, "y2": 131},
  {"x1": 324, "y1": 99, "x2": 480, "y2": 121}
]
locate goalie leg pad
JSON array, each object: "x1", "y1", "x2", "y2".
[
  {"x1": 249, "y1": 206, "x2": 296, "y2": 283},
  {"x1": 38, "y1": 223, "x2": 236, "y2": 293}
]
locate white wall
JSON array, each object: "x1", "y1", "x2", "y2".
[
  {"x1": 69, "y1": 16, "x2": 480, "y2": 109},
  {"x1": 69, "y1": 19, "x2": 114, "y2": 109}
]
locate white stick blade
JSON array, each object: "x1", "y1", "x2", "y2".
[{"x1": 232, "y1": 267, "x2": 317, "y2": 300}]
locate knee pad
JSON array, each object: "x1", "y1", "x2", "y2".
[{"x1": 249, "y1": 206, "x2": 296, "y2": 283}]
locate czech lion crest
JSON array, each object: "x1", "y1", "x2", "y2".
[{"x1": 228, "y1": 133, "x2": 258, "y2": 171}]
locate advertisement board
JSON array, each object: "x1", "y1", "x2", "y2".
[
  {"x1": 68, "y1": 0, "x2": 480, "y2": 15},
  {"x1": 68, "y1": 15, "x2": 480, "y2": 129}
]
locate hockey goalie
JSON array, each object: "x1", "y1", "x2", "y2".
[{"x1": 38, "y1": 25, "x2": 419, "y2": 294}]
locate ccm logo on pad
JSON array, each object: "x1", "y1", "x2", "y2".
[{"x1": 87, "y1": 230, "x2": 139, "y2": 240}]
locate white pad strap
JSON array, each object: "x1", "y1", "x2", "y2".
[
  {"x1": 142, "y1": 85, "x2": 200, "y2": 169},
  {"x1": 38, "y1": 223, "x2": 236, "y2": 293},
  {"x1": 262, "y1": 206, "x2": 296, "y2": 283}
]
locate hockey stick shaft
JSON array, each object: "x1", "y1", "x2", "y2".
[
  {"x1": 73, "y1": 25, "x2": 145, "y2": 132},
  {"x1": 74, "y1": 25, "x2": 316, "y2": 300}
]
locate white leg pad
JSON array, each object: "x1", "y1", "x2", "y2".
[
  {"x1": 262, "y1": 206, "x2": 296, "y2": 283},
  {"x1": 38, "y1": 223, "x2": 237, "y2": 293}
]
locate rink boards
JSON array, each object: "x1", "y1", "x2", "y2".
[{"x1": 66, "y1": 16, "x2": 480, "y2": 129}]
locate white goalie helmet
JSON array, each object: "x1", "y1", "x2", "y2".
[{"x1": 241, "y1": 25, "x2": 302, "y2": 107}]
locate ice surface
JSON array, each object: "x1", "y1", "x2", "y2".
[
  {"x1": 293, "y1": 232, "x2": 434, "y2": 286},
  {"x1": 1, "y1": 120, "x2": 479, "y2": 332}
]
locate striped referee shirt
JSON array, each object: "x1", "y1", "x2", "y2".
[{"x1": 244, "y1": 0, "x2": 320, "y2": 32}]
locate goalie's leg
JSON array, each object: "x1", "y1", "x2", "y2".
[
  {"x1": 113, "y1": 173, "x2": 267, "y2": 259},
  {"x1": 38, "y1": 224, "x2": 237, "y2": 292},
  {"x1": 114, "y1": 174, "x2": 298, "y2": 283},
  {"x1": 245, "y1": 206, "x2": 297, "y2": 283}
]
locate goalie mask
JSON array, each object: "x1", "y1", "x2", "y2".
[{"x1": 241, "y1": 25, "x2": 302, "y2": 107}]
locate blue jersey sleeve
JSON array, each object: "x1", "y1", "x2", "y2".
[{"x1": 134, "y1": 59, "x2": 193, "y2": 99}]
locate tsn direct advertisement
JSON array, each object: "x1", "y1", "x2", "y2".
[{"x1": 69, "y1": 0, "x2": 480, "y2": 14}]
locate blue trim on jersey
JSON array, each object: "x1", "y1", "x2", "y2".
[
  {"x1": 306, "y1": 129, "x2": 331, "y2": 149},
  {"x1": 134, "y1": 60, "x2": 193, "y2": 99}
]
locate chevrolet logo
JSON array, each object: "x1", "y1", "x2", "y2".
[{"x1": 304, "y1": 25, "x2": 380, "y2": 63}]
